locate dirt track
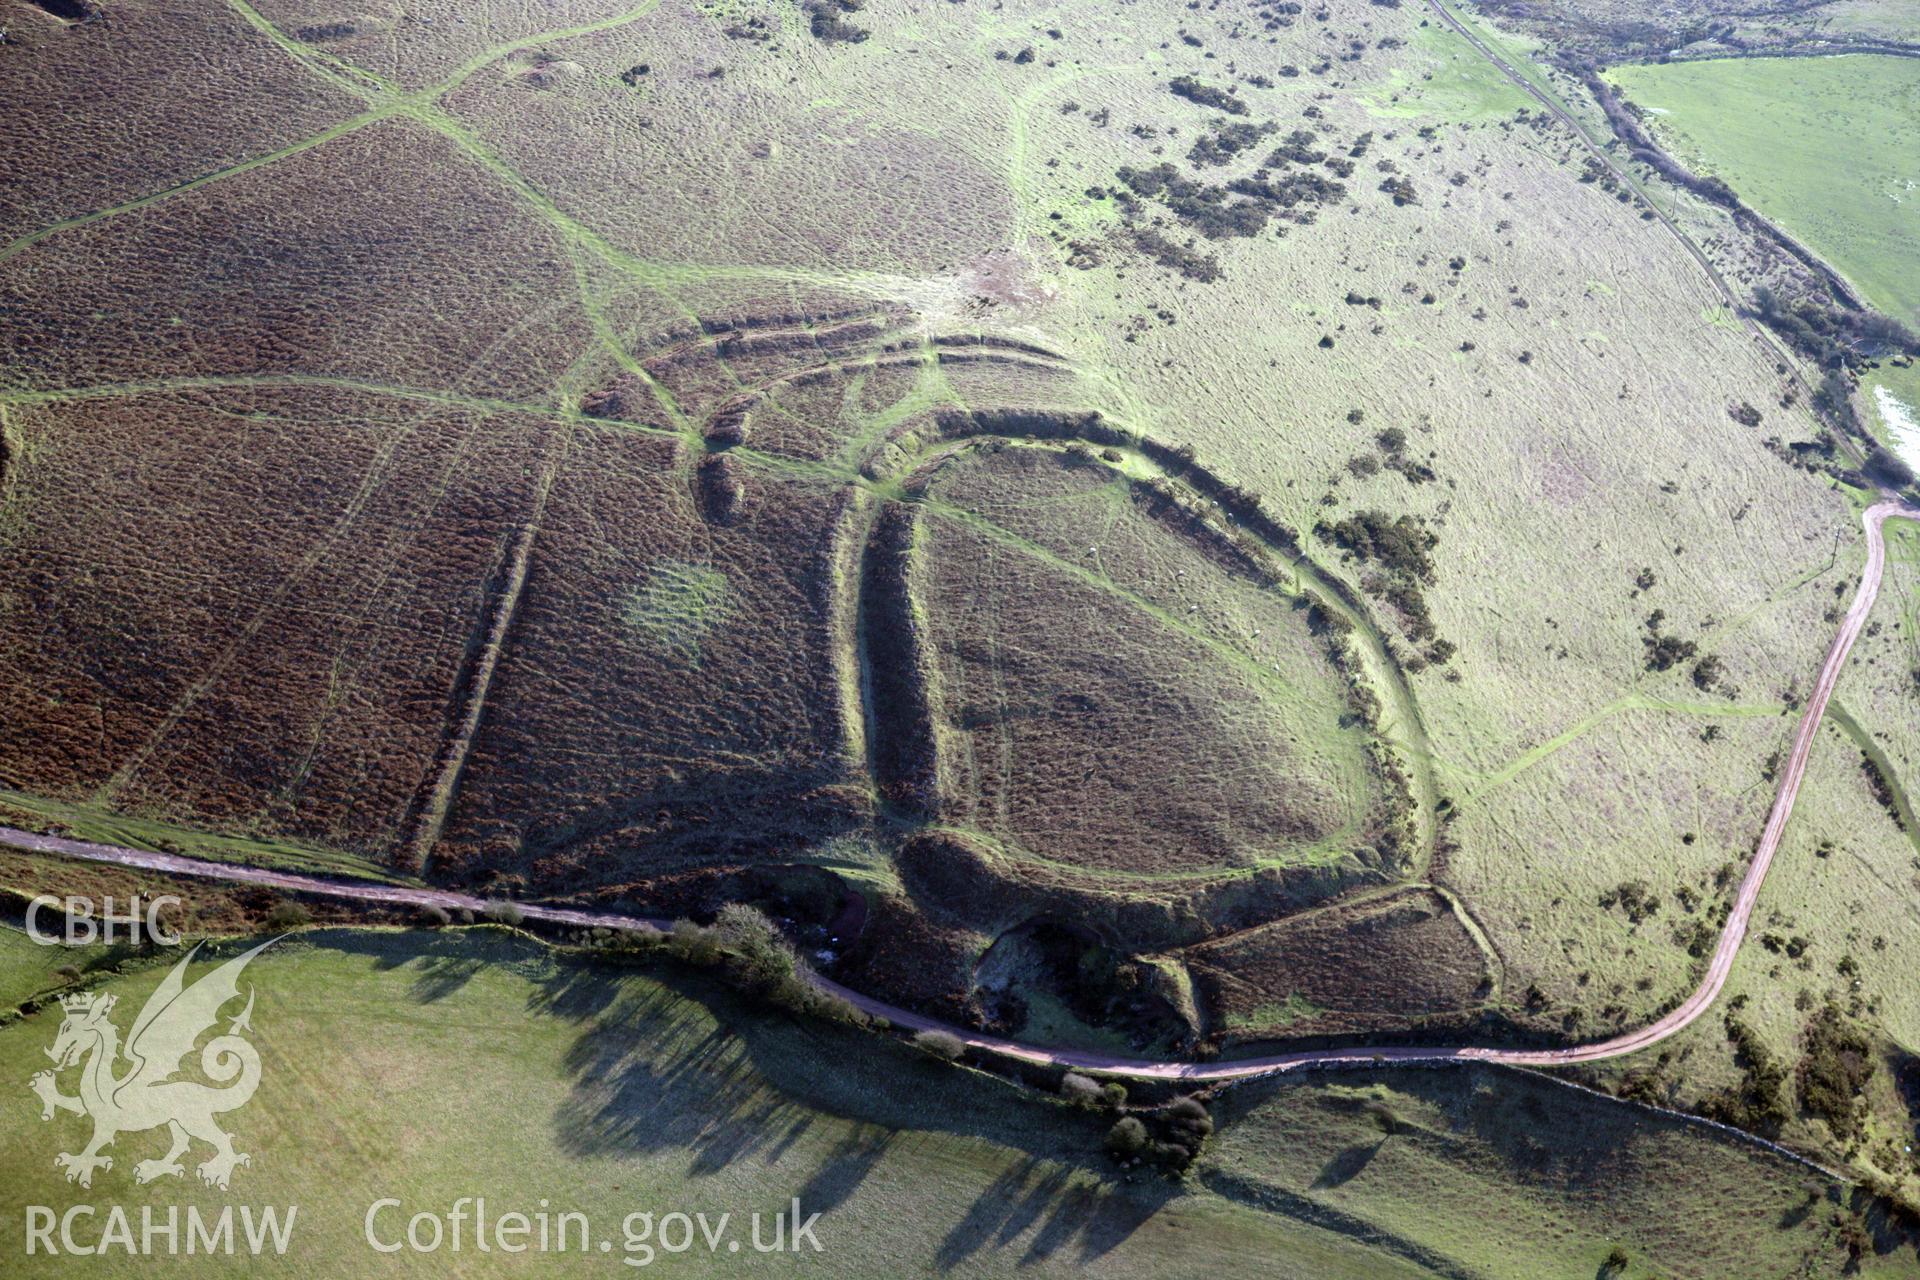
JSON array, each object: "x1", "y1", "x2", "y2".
[{"x1": 3, "y1": 501, "x2": 1914, "y2": 1082}]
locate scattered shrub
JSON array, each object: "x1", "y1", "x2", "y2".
[
  {"x1": 1379, "y1": 176, "x2": 1418, "y2": 206},
  {"x1": 1797, "y1": 1004, "x2": 1875, "y2": 1144},
  {"x1": 1188, "y1": 119, "x2": 1277, "y2": 167},
  {"x1": 1861, "y1": 752, "x2": 1906, "y2": 829},
  {"x1": 294, "y1": 20, "x2": 356, "y2": 41},
  {"x1": 669, "y1": 918, "x2": 722, "y2": 966},
  {"x1": 1598, "y1": 879, "x2": 1660, "y2": 924},
  {"x1": 1131, "y1": 229, "x2": 1221, "y2": 283},
  {"x1": 1267, "y1": 128, "x2": 1327, "y2": 166},
  {"x1": 913, "y1": 1028, "x2": 965, "y2": 1061},
  {"x1": 1169, "y1": 76, "x2": 1247, "y2": 115},
  {"x1": 802, "y1": 0, "x2": 869, "y2": 44},
  {"x1": 711, "y1": 903, "x2": 800, "y2": 991},
  {"x1": 1700, "y1": 1014, "x2": 1789, "y2": 1135},
  {"x1": 1315, "y1": 510, "x2": 1436, "y2": 582},
  {"x1": 1154, "y1": 1096, "x2": 1214, "y2": 1167},
  {"x1": 1641, "y1": 609, "x2": 1699, "y2": 673},
  {"x1": 264, "y1": 900, "x2": 311, "y2": 931},
  {"x1": 1106, "y1": 1116, "x2": 1150, "y2": 1157},
  {"x1": 1865, "y1": 445, "x2": 1917, "y2": 491},
  {"x1": 1060, "y1": 1072, "x2": 1103, "y2": 1104}
]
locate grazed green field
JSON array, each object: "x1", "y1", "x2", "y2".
[
  {"x1": 0, "y1": 927, "x2": 103, "y2": 1011},
  {"x1": 1362, "y1": 13, "x2": 1533, "y2": 122},
  {"x1": 1864, "y1": 363, "x2": 1920, "y2": 469},
  {"x1": 1213, "y1": 1068, "x2": 1900, "y2": 1280},
  {"x1": 0, "y1": 928, "x2": 1383, "y2": 1278},
  {"x1": 1606, "y1": 55, "x2": 1920, "y2": 324},
  {"x1": 0, "y1": 926, "x2": 1895, "y2": 1278}
]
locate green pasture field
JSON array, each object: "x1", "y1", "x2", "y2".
[
  {"x1": 1864, "y1": 363, "x2": 1920, "y2": 469},
  {"x1": 1606, "y1": 55, "x2": 1920, "y2": 324},
  {"x1": 1363, "y1": 12, "x2": 1534, "y2": 123},
  {"x1": 0, "y1": 925, "x2": 1896, "y2": 1278}
]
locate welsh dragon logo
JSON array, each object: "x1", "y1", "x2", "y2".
[{"x1": 28, "y1": 940, "x2": 274, "y2": 1191}]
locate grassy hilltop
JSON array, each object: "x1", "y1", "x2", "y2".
[{"x1": 3, "y1": 0, "x2": 1920, "y2": 1259}]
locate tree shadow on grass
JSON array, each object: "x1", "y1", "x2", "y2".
[
  {"x1": 298, "y1": 928, "x2": 1184, "y2": 1269},
  {"x1": 933, "y1": 1155, "x2": 1180, "y2": 1271},
  {"x1": 1779, "y1": 1193, "x2": 1819, "y2": 1229},
  {"x1": 1042, "y1": 1176, "x2": 1178, "y2": 1267},
  {"x1": 553, "y1": 982, "x2": 793, "y2": 1170},
  {"x1": 1311, "y1": 1140, "x2": 1384, "y2": 1190},
  {"x1": 763, "y1": 1113, "x2": 814, "y2": 1166},
  {"x1": 547, "y1": 964, "x2": 1189, "y2": 1267},
  {"x1": 307, "y1": 926, "x2": 549, "y2": 1003},
  {"x1": 793, "y1": 1125, "x2": 894, "y2": 1216},
  {"x1": 408, "y1": 954, "x2": 486, "y2": 1002},
  {"x1": 524, "y1": 956, "x2": 629, "y2": 1021},
  {"x1": 935, "y1": 1157, "x2": 1068, "y2": 1268}
]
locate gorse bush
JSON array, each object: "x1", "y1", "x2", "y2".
[
  {"x1": 1700, "y1": 1013, "x2": 1789, "y2": 1135},
  {"x1": 1187, "y1": 119, "x2": 1277, "y2": 167},
  {"x1": 1105, "y1": 1116, "x2": 1149, "y2": 1157},
  {"x1": 1315, "y1": 510, "x2": 1437, "y2": 582},
  {"x1": 711, "y1": 903, "x2": 800, "y2": 993},
  {"x1": 1060, "y1": 1072, "x2": 1104, "y2": 1105},
  {"x1": 802, "y1": 0, "x2": 868, "y2": 43},
  {"x1": 1169, "y1": 76, "x2": 1247, "y2": 115},
  {"x1": 655, "y1": 910, "x2": 867, "y2": 1027},
  {"x1": 669, "y1": 918, "x2": 722, "y2": 966},
  {"x1": 1797, "y1": 1004, "x2": 1874, "y2": 1144},
  {"x1": 265, "y1": 900, "x2": 311, "y2": 931},
  {"x1": 913, "y1": 1028, "x2": 965, "y2": 1061}
]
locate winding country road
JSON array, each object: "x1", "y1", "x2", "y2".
[{"x1": 3, "y1": 502, "x2": 1915, "y2": 1082}]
